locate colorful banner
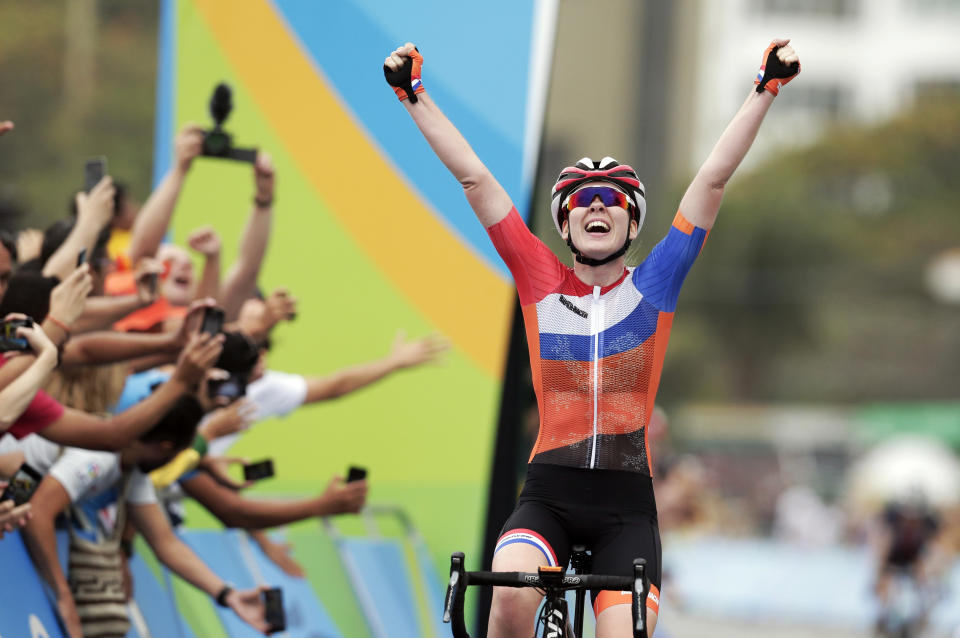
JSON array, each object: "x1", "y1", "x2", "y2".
[{"x1": 158, "y1": 0, "x2": 556, "y2": 578}]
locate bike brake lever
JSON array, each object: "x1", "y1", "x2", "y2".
[
  {"x1": 443, "y1": 570, "x2": 459, "y2": 623},
  {"x1": 632, "y1": 558, "x2": 647, "y2": 638}
]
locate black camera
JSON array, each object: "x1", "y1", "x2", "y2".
[{"x1": 201, "y1": 83, "x2": 257, "y2": 163}]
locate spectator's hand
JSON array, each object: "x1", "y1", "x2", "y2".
[
  {"x1": 257, "y1": 536, "x2": 305, "y2": 578},
  {"x1": 0, "y1": 121, "x2": 13, "y2": 137},
  {"x1": 172, "y1": 298, "x2": 217, "y2": 347},
  {"x1": 254, "y1": 152, "x2": 275, "y2": 205},
  {"x1": 199, "y1": 399, "x2": 256, "y2": 441},
  {"x1": 319, "y1": 475, "x2": 367, "y2": 515},
  {"x1": 15, "y1": 229, "x2": 43, "y2": 264},
  {"x1": 133, "y1": 257, "x2": 164, "y2": 306},
  {"x1": 225, "y1": 587, "x2": 270, "y2": 634},
  {"x1": 174, "y1": 124, "x2": 205, "y2": 174},
  {"x1": 0, "y1": 496, "x2": 32, "y2": 539},
  {"x1": 199, "y1": 455, "x2": 252, "y2": 491},
  {"x1": 187, "y1": 226, "x2": 222, "y2": 258},
  {"x1": 5, "y1": 314, "x2": 57, "y2": 360},
  {"x1": 75, "y1": 176, "x2": 116, "y2": 228},
  {"x1": 48, "y1": 264, "x2": 94, "y2": 327},
  {"x1": 173, "y1": 332, "x2": 224, "y2": 388},
  {"x1": 198, "y1": 368, "x2": 234, "y2": 411},
  {"x1": 266, "y1": 287, "x2": 297, "y2": 324},
  {"x1": 388, "y1": 331, "x2": 450, "y2": 369}
]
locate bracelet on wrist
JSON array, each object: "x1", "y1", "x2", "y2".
[
  {"x1": 46, "y1": 315, "x2": 70, "y2": 338},
  {"x1": 215, "y1": 585, "x2": 233, "y2": 607},
  {"x1": 253, "y1": 196, "x2": 273, "y2": 208}
]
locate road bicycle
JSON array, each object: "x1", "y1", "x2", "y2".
[{"x1": 442, "y1": 545, "x2": 649, "y2": 637}]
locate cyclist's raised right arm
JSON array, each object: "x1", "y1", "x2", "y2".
[{"x1": 385, "y1": 43, "x2": 513, "y2": 228}]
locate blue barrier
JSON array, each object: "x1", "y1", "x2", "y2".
[
  {"x1": 337, "y1": 537, "x2": 424, "y2": 638},
  {"x1": 125, "y1": 554, "x2": 186, "y2": 638},
  {"x1": 0, "y1": 531, "x2": 66, "y2": 638},
  {"x1": 3, "y1": 516, "x2": 440, "y2": 638},
  {"x1": 246, "y1": 533, "x2": 343, "y2": 637},
  {"x1": 178, "y1": 529, "x2": 262, "y2": 637},
  {"x1": 180, "y1": 529, "x2": 345, "y2": 637}
]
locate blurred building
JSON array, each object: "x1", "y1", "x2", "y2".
[
  {"x1": 689, "y1": 0, "x2": 960, "y2": 171},
  {"x1": 533, "y1": 0, "x2": 960, "y2": 233}
]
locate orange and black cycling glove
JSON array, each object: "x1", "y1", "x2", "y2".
[
  {"x1": 384, "y1": 47, "x2": 424, "y2": 103},
  {"x1": 754, "y1": 42, "x2": 800, "y2": 96}
]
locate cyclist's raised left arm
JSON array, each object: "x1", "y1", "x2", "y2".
[
  {"x1": 385, "y1": 43, "x2": 513, "y2": 228},
  {"x1": 679, "y1": 39, "x2": 800, "y2": 230}
]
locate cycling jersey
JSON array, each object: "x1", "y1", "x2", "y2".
[{"x1": 488, "y1": 208, "x2": 707, "y2": 475}]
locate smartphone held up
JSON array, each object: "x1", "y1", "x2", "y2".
[
  {"x1": 0, "y1": 317, "x2": 33, "y2": 353},
  {"x1": 84, "y1": 156, "x2": 107, "y2": 192}
]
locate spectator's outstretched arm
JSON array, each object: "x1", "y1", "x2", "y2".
[
  {"x1": 70, "y1": 295, "x2": 147, "y2": 333},
  {"x1": 304, "y1": 331, "x2": 448, "y2": 403},
  {"x1": 221, "y1": 153, "x2": 275, "y2": 320},
  {"x1": 0, "y1": 318, "x2": 58, "y2": 430},
  {"x1": 129, "y1": 502, "x2": 270, "y2": 634},
  {"x1": 42, "y1": 178, "x2": 115, "y2": 280},
  {"x1": 16, "y1": 229, "x2": 43, "y2": 264},
  {"x1": 0, "y1": 451, "x2": 25, "y2": 477},
  {"x1": 61, "y1": 299, "x2": 211, "y2": 368},
  {"x1": 39, "y1": 332, "x2": 223, "y2": 450},
  {"x1": 234, "y1": 287, "x2": 297, "y2": 341},
  {"x1": 21, "y1": 477, "x2": 85, "y2": 637},
  {"x1": 128, "y1": 125, "x2": 203, "y2": 262},
  {"x1": 61, "y1": 330, "x2": 176, "y2": 367},
  {"x1": 181, "y1": 471, "x2": 366, "y2": 528},
  {"x1": 248, "y1": 529, "x2": 305, "y2": 578},
  {"x1": 69, "y1": 259, "x2": 163, "y2": 333},
  {"x1": 384, "y1": 43, "x2": 513, "y2": 228},
  {"x1": 186, "y1": 227, "x2": 221, "y2": 302},
  {"x1": 678, "y1": 39, "x2": 799, "y2": 230}
]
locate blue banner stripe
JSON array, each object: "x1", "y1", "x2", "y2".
[{"x1": 271, "y1": 0, "x2": 534, "y2": 278}]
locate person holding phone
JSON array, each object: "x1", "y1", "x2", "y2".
[
  {"x1": 0, "y1": 314, "x2": 58, "y2": 430},
  {"x1": 108, "y1": 125, "x2": 278, "y2": 330},
  {"x1": 383, "y1": 38, "x2": 800, "y2": 637},
  {"x1": 19, "y1": 396, "x2": 272, "y2": 637}
]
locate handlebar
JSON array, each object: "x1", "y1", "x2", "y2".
[{"x1": 443, "y1": 552, "x2": 648, "y2": 638}]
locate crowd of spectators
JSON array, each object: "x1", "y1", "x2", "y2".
[{"x1": 0, "y1": 119, "x2": 447, "y2": 636}]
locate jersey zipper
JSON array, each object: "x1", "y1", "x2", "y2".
[{"x1": 589, "y1": 285, "x2": 602, "y2": 469}]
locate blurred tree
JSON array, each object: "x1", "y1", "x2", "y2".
[
  {"x1": 660, "y1": 96, "x2": 960, "y2": 404},
  {"x1": 0, "y1": 1, "x2": 157, "y2": 231}
]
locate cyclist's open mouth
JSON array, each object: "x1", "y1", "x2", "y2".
[{"x1": 585, "y1": 220, "x2": 610, "y2": 234}]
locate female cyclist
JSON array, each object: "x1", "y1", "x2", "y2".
[{"x1": 384, "y1": 38, "x2": 800, "y2": 637}]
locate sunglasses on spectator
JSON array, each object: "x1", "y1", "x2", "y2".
[{"x1": 565, "y1": 186, "x2": 631, "y2": 212}]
